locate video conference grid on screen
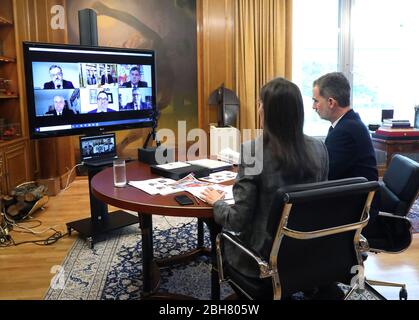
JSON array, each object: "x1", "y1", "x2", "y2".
[
  {"x1": 32, "y1": 62, "x2": 153, "y2": 117},
  {"x1": 80, "y1": 134, "x2": 116, "y2": 159}
]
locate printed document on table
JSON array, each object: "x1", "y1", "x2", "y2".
[
  {"x1": 187, "y1": 184, "x2": 234, "y2": 205},
  {"x1": 128, "y1": 178, "x2": 178, "y2": 195},
  {"x1": 199, "y1": 171, "x2": 237, "y2": 183},
  {"x1": 187, "y1": 159, "x2": 232, "y2": 170},
  {"x1": 128, "y1": 173, "x2": 235, "y2": 204},
  {"x1": 155, "y1": 161, "x2": 191, "y2": 170}
]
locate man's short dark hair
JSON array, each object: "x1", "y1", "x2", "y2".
[
  {"x1": 49, "y1": 65, "x2": 63, "y2": 73},
  {"x1": 130, "y1": 66, "x2": 140, "y2": 74},
  {"x1": 313, "y1": 72, "x2": 351, "y2": 107},
  {"x1": 97, "y1": 91, "x2": 108, "y2": 99}
]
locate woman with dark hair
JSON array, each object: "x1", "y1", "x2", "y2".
[{"x1": 202, "y1": 77, "x2": 329, "y2": 294}]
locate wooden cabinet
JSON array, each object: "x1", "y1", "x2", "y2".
[
  {"x1": 0, "y1": 139, "x2": 29, "y2": 194},
  {"x1": 0, "y1": 0, "x2": 30, "y2": 194}
]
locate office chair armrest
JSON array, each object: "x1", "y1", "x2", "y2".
[{"x1": 216, "y1": 231, "x2": 271, "y2": 280}]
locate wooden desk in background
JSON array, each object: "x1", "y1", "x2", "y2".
[{"x1": 372, "y1": 137, "x2": 419, "y2": 175}]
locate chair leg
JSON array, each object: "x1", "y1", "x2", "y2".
[
  {"x1": 367, "y1": 279, "x2": 405, "y2": 289},
  {"x1": 366, "y1": 280, "x2": 408, "y2": 300}
]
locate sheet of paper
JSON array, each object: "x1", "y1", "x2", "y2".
[
  {"x1": 187, "y1": 184, "x2": 234, "y2": 204},
  {"x1": 199, "y1": 170, "x2": 237, "y2": 183},
  {"x1": 155, "y1": 161, "x2": 191, "y2": 170},
  {"x1": 128, "y1": 174, "x2": 235, "y2": 204},
  {"x1": 187, "y1": 159, "x2": 232, "y2": 169},
  {"x1": 128, "y1": 178, "x2": 178, "y2": 195}
]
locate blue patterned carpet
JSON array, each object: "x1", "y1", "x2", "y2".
[{"x1": 45, "y1": 220, "x2": 384, "y2": 300}]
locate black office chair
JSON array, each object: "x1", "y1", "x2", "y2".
[
  {"x1": 365, "y1": 154, "x2": 419, "y2": 300},
  {"x1": 215, "y1": 178, "x2": 379, "y2": 300}
]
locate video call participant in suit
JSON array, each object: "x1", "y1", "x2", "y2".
[
  {"x1": 45, "y1": 95, "x2": 75, "y2": 116},
  {"x1": 88, "y1": 91, "x2": 116, "y2": 113},
  {"x1": 43, "y1": 65, "x2": 75, "y2": 89},
  {"x1": 101, "y1": 71, "x2": 115, "y2": 85},
  {"x1": 121, "y1": 66, "x2": 148, "y2": 88},
  {"x1": 87, "y1": 70, "x2": 97, "y2": 85},
  {"x1": 122, "y1": 88, "x2": 147, "y2": 110},
  {"x1": 202, "y1": 77, "x2": 329, "y2": 298},
  {"x1": 312, "y1": 72, "x2": 379, "y2": 237}
]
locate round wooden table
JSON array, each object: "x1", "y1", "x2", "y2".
[{"x1": 91, "y1": 161, "x2": 223, "y2": 299}]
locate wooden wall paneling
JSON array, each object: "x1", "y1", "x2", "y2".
[
  {"x1": 197, "y1": 0, "x2": 235, "y2": 134},
  {"x1": 3, "y1": 140, "x2": 29, "y2": 193},
  {"x1": 197, "y1": 0, "x2": 235, "y2": 158},
  {"x1": 13, "y1": 0, "x2": 73, "y2": 194}
]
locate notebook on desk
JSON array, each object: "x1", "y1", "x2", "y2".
[{"x1": 80, "y1": 133, "x2": 118, "y2": 166}]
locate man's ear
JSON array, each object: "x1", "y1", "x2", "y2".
[{"x1": 327, "y1": 97, "x2": 337, "y2": 109}]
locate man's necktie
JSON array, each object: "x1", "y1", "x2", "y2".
[
  {"x1": 328, "y1": 126, "x2": 334, "y2": 135},
  {"x1": 56, "y1": 85, "x2": 61, "y2": 89}
]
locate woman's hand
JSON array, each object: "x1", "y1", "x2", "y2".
[{"x1": 201, "y1": 187, "x2": 226, "y2": 206}]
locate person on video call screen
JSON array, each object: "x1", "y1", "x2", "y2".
[{"x1": 43, "y1": 65, "x2": 75, "y2": 89}]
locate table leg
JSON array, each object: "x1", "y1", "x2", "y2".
[
  {"x1": 197, "y1": 218, "x2": 204, "y2": 248},
  {"x1": 139, "y1": 213, "x2": 155, "y2": 294}
]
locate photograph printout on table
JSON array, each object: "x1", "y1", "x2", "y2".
[
  {"x1": 128, "y1": 173, "x2": 234, "y2": 204},
  {"x1": 199, "y1": 170, "x2": 238, "y2": 184}
]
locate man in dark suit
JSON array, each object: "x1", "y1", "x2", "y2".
[
  {"x1": 43, "y1": 65, "x2": 75, "y2": 89},
  {"x1": 101, "y1": 72, "x2": 115, "y2": 85},
  {"x1": 122, "y1": 88, "x2": 148, "y2": 110},
  {"x1": 88, "y1": 91, "x2": 116, "y2": 113},
  {"x1": 121, "y1": 66, "x2": 148, "y2": 88},
  {"x1": 312, "y1": 72, "x2": 378, "y2": 182},
  {"x1": 45, "y1": 95, "x2": 75, "y2": 116},
  {"x1": 313, "y1": 72, "x2": 379, "y2": 240}
]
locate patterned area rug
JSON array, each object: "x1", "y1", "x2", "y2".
[
  {"x1": 44, "y1": 217, "x2": 383, "y2": 300},
  {"x1": 408, "y1": 198, "x2": 419, "y2": 233}
]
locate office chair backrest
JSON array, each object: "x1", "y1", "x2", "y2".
[
  {"x1": 266, "y1": 178, "x2": 379, "y2": 298},
  {"x1": 382, "y1": 154, "x2": 419, "y2": 216}
]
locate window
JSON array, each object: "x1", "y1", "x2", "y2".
[
  {"x1": 293, "y1": 0, "x2": 339, "y2": 136},
  {"x1": 352, "y1": 0, "x2": 419, "y2": 125},
  {"x1": 293, "y1": 0, "x2": 419, "y2": 136}
]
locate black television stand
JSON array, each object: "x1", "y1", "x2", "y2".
[{"x1": 66, "y1": 163, "x2": 139, "y2": 249}]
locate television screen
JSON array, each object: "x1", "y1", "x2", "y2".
[{"x1": 23, "y1": 42, "x2": 157, "y2": 139}]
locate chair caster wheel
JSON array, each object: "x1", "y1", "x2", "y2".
[{"x1": 399, "y1": 288, "x2": 407, "y2": 300}]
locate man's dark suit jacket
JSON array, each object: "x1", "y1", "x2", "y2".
[
  {"x1": 123, "y1": 101, "x2": 149, "y2": 110},
  {"x1": 325, "y1": 109, "x2": 378, "y2": 182},
  {"x1": 43, "y1": 80, "x2": 75, "y2": 89},
  {"x1": 101, "y1": 74, "x2": 115, "y2": 85},
  {"x1": 45, "y1": 108, "x2": 75, "y2": 116},
  {"x1": 88, "y1": 108, "x2": 116, "y2": 113},
  {"x1": 325, "y1": 109, "x2": 380, "y2": 236},
  {"x1": 121, "y1": 80, "x2": 148, "y2": 88}
]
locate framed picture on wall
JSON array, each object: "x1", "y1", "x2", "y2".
[{"x1": 414, "y1": 105, "x2": 419, "y2": 129}]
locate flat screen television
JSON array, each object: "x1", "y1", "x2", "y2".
[{"x1": 23, "y1": 42, "x2": 157, "y2": 139}]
